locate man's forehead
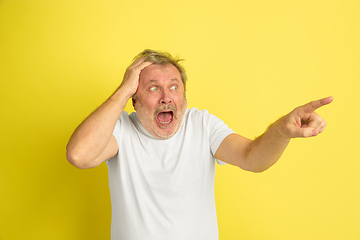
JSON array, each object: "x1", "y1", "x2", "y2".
[{"x1": 140, "y1": 64, "x2": 181, "y2": 82}]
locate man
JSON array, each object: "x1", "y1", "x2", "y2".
[{"x1": 66, "y1": 49, "x2": 333, "y2": 240}]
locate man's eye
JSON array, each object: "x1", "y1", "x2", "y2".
[
  {"x1": 170, "y1": 85, "x2": 178, "y2": 90},
  {"x1": 150, "y1": 87, "x2": 158, "y2": 91}
]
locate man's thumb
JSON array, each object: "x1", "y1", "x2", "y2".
[{"x1": 296, "y1": 128, "x2": 318, "y2": 138}]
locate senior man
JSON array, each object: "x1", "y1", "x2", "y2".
[{"x1": 66, "y1": 49, "x2": 333, "y2": 240}]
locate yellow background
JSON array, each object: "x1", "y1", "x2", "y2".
[{"x1": 1, "y1": 0, "x2": 359, "y2": 239}]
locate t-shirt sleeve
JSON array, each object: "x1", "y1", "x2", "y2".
[
  {"x1": 112, "y1": 117, "x2": 122, "y2": 146},
  {"x1": 106, "y1": 111, "x2": 128, "y2": 164},
  {"x1": 206, "y1": 111, "x2": 235, "y2": 165}
]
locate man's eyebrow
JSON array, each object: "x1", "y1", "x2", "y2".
[
  {"x1": 148, "y1": 79, "x2": 158, "y2": 84},
  {"x1": 146, "y1": 78, "x2": 179, "y2": 85},
  {"x1": 167, "y1": 78, "x2": 180, "y2": 83}
]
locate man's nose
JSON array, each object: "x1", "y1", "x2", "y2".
[{"x1": 159, "y1": 90, "x2": 172, "y2": 105}]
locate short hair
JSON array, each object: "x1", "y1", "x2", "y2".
[{"x1": 133, "y1": 49, "x2": 187, "y2": 90}]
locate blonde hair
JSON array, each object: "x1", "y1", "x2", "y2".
[{"x1": 133, "y1": 49, "x2": 187, "y2": 90}]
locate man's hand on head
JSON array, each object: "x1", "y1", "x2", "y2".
[
  {"x1": 273, "y1": 96, "x2": 334, "y2": 139},
  {"x1": 119, "y1": 57, "x2": 153, "y2": 99}
]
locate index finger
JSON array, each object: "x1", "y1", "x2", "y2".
[
  {"x1": 301, "y1": 96, "x2": 334, "y2": 113},
  {"x1": 129, "y1": 56, "x2": 150, "y2": 69},
  {"x1": 137, "y1": 60, "x2": 153, "y2": 71},
  {"x1": 126, "y1": 58, "x2": 153, "y2": 76}
]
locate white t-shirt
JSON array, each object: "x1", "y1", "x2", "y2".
[{"x1": 106, "y1": 108, "x2": 235, "y2": 240}]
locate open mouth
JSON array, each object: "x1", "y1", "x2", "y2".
[{"x1": 156, "y1": 110, "x2": 174, "y2": 125}]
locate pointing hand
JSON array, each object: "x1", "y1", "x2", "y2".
[{"x1": 274, "y1": 97, "x2": 333, "y2": 138}]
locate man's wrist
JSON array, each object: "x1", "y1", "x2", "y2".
[{"x1": 267, "y1": 117, "x2": 291, "y2": 141}]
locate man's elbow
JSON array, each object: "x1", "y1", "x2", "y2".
[
  {"x1": 249, "y1": 167, "x2": 269, "y2": 173},
  {"x1": 238, "y1": 161, "x2": 272, "y2": 173},
  {"x1": 66, "y1": 150, "x2": 96, "y2": 169}
]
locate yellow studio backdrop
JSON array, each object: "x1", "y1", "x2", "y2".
[{"x1": 0, "y1": 0, "x2": 359, "y2": 239}]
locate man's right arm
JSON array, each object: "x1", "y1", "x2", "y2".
[{"x1": 66, "y1": 58, "x2": 152, "y2": 169}]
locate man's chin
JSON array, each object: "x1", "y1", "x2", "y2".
[
  {"x1": 154, "y1": 128, "x2": 177, "y2": 139},
  {"x1": 153, "y1": 121, "x2": 182, "y2": 139}
]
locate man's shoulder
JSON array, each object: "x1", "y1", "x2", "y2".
[
  {"x1": 119, "y1": 111, "x2": 137, "y2": 121},
  {"x1": 184, "y1": 108, "x2": 222, "y2": 130},
  {"x1": 187, "y1": 107, "x2": 218, "y2": 121},
  {"x1": 115, "y1": 111, "x2": 139, "y2": 131},
  {"x1": 187, "y1": 107, "x2": 210, "y2": 116}
]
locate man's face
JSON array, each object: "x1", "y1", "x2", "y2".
[{"x1": 133, "y1": 63, "x2": 187, "y2": 139}]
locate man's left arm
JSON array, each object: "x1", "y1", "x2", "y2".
[{"x1": 214, "y1": 97, "x2": 333, "y2": 173}]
